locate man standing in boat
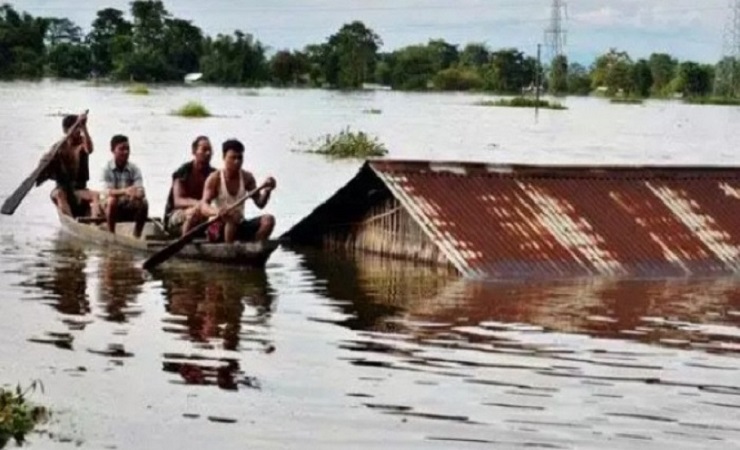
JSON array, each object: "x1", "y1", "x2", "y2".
[
  {"x1": 47, "y1": 114, "x2": 102, "y2": 218},
  {"x1": 164, "y1": 136, "x2": 216, "y2": 236},
  {"x1": 100, "y1": 135, "x2": 148, "y2": 238},
  {"x1": 199, "y1": 139, "x2": 276, "y2": 243}
]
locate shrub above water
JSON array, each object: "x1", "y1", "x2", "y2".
[
  {"x1": 126, "y1": 83, "x2": 149, "y2": 95},
  {"x1": 0, "y1": 381, "x2": 49, "y2": 448},
  {"x1": 474, "y1": 97, "x2": 567, "y2": 110},
  {"x1": 300, "y1": 127, "x2": 388, "y2": 159},
  {"x1": 172, "y1": 101, "x2": 211, "y2": 118}
]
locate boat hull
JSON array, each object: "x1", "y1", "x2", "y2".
[{"x1": 58, "y1": 214, "x2": 279, "y2": 268}]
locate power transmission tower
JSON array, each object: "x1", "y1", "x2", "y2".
[
  {"x1": 715, "y1": 0, "x2": 740, "y2": 97},
  {"x1": 544, "y1": 0, "x2": 567, "y2": 64}
]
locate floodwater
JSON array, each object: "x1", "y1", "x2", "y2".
[{"x1": 1, "y1": 80, "x2": 740, "y2": 449}]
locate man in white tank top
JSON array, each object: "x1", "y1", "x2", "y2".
[{"x1": 199, "y1": 139, "x2": 276, "y2": 243}]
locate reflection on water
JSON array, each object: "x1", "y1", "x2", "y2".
[
  {"x1": 301, "y1": 249, "x2": 740, "y2": 353},
  {"x1": 155, "y1": 263, "x2": 275, "y2": 390},
  {"x1": 96, "y1": 249, "x2": 145, "y2": 323},
  {"x1": 298, "y1": 249, "x2": 740, "y2": 446},
  {"x1": 22, "y1": 237, "x2": 90, "y2": 318}
]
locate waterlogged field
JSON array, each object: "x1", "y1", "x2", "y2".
[{"x1": 0, "y1": 81, "x2": 739, "y2": 449}]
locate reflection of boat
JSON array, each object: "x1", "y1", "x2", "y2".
[
  {"x1": 154, "y1": 263, "x2": 275, "y2": 390},
  {"x1": 58, "y1": 214, "x2": 279, "y2": 268}
]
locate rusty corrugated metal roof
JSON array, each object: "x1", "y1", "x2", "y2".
[
  {"x1": 283, "y1": 159, "x2": 740, "y2": 280},
  {"x1": 368, "y1": 159, "x2": 740, "y2": 279}
]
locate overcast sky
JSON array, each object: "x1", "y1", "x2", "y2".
[{"x1": 12, "y1": 0, "x2": 733, "y2": 64}]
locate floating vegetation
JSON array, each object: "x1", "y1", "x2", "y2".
[
  {"x1": 298, "y1": 127, "x2": 388, "y2": 159},
  {"x1": 241, "y1": 90, "x2": 260, "y2": 96},
  {"x1": 475, "y1": 97, "x2": 567, "y2": 110},
  {"x1": 362, "y1": 109, "x2": 382, "y2": 114},
  {"x1": 0, "y1": 381, "x2": 49, "y2": 448},
  {"x1": 684, "y1": 96, "x2": 740, "y2": 106},
  {"x1": 126, "y1": 83, "x2": 150, "y2": 95},
  {"x1": 610, "y1": 97, "x2": 644, "y2": 105},
  {"x1": 172, "y1": 101, "x2": 211, "y2": 118}
]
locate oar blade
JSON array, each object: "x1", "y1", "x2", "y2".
[{"x1": 1, "y1": 176, "x2": 38, "y2": 215}]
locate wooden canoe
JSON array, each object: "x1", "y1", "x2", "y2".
[{"x1": 58, "y1": 213, "x2": 279, "y2": 268}]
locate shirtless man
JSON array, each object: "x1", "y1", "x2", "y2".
[
  {"x1": 199, "y1": 139, "x2": 276, "y2": 243},
  {"x1": 49, "y1": 114, "x2": 102, "y2": 218},
  {"x1": 163, "y1": 136, "x2": 216, "y2": 236}
]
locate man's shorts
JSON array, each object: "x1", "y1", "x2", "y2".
[
  {"x1": 166, "y1": 207, "x2": 204, "y2": 236},
  {"x1": 206, "y1": 216, "x2": 262, "y2": 243},
  {"x1": 101, "y1": 196, "x2": 144, "y2": 221}
]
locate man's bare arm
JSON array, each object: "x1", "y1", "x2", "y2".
[
  {"x1": 199, "y1": 173, "x2": 220, "y2": 216},
  {"x1": 173, "y1": 179, "x2": 199, "y2": 208}
]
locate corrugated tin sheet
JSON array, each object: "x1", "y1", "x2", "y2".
[
  {"x1": 367, "y1": 160, "x2": 740, "y2": 280},
  {"x1": 283, "y1": 159, "x2": 740, "y2": 280}
]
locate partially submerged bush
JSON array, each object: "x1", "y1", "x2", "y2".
[
  {"x1": 126, "y1": 83, "x2": 149, "y2": 95},
  {"x1": 172, "y1": 101, "x2": 211, "y2": 118},
  {"x1": 433, "y1": 67, "x2": 484, "y2": 91},
  {"x1": 684, "y1": 96, "x2": 740, "y2": 106},
  {"x1": 610, "y1": 97, "x2": 644, "y2": 104},
  {"x1": 300, "y1": 128, "x2": 388, "y2": 159},
  {"x1": 475, "y1": 97, "x2": 567, "y2": 110},
  {"x1": 0, "y1": 381, "x2": 49, "y2": 448}
]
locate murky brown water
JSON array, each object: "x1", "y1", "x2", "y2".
[{"x1": 1, "y1": 81, "x2": 740, "y2": 449}]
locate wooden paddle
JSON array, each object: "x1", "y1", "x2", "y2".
[
  {"x1": 1, "y1": 110, "x2": 89, "y2": 215},
  {"x1": 142, "y1": 183, "x2": 267, "y2": 271}
]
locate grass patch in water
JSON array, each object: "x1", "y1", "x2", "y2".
[
  {"x1": 610, "y1": 97, "x2": 644, "y2": 105},
  {"x1": 241, "y1": 90, "x2": 260, "y2": 96},
  {"x1": 684, "y1": 96, "x2": 740, "y2": 106},
  {"x1": 362, "y1": 108, "x2": 382, "y2": 114},
  {"x1": 0, "y1": 381, "x2": 49, "y2": 448},
  {"x1": 126, "y1": 83, "x2": 150, "y2": 95},
  {"x1": 475, "y1": 97, "x2": 567, "y2": 110},
  {"x1": 298, "y1": 127, "x2": 388, "y2": 159},
  {"x1": 172, "y1": 101, "x2": 211, "y2": 118}
]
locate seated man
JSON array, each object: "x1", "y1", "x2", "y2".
[
  {"x1": 163, "y1": 135, "x2": 216, "y2": 236},
  {"x1": 199, "y1": 139, "x2": 276, "y2": 243},
  {"x1": 48, "y1": 114, "x2": 102, "y2": 218},
  {"x1": 101, "y1": 134, "x2": 148, "y2": 237}
]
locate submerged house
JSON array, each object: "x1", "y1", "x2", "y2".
[{"x1": 281, "y1": 159, "x2": 740, "y2": 280}]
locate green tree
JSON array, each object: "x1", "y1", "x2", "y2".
[
  {"x1": 567, "y1": 63, "x2": 591, "y2": 95},
  {"x1": 459, "y1": 43, "x2": 489, "y2": 68},
  {"x1": 675, "y1": 61, "x2": 713, "y2": 97},
  {"x1": 269, "y1": 50, "x2": 308, "y2": 86},
  {"x1": 648, "y1": 53, "x2": 677, "y2": 96},
  {"x1": 324, "y1": 21, "x2": 382, "y2": 89},
  {"x1": 592, "y1": 48, "x2": 633, "y2": 95},
  {"x1": 87, "y1": 8, "x2": 132, "y2": 77},
  {"x1": 426, "y1": 39, "x2": 458, "y2": 72},
  {"x1": 390, "y1": 45, "x2": 435, "y2": 90},
  {"x1": 632, "y1": 59, "x2": 653, "y2": 97},
  {"x1": 483, "y1": 48, "x2": 536, "y2": 93},
  {"x1": 714, "y1": 57, "x2": 740, "y2": 98},
  {"x1": 0, "y1": 4, "x2": 47, "y2": 78},
  {"x1": 549, "y1": 55, "x2": 568, "y2": 95},
  {"x1": 433, "y1": 67, "x2": 482, "y2": 91},
  {"x1": 200, "y1": 31, "x2": 268, "y2": 85},
  {"x1": 162, "y1": 18, "x2": 203, "y2": 78},
  {"x1": 115, "y1": 0, "x2": 170, "y2": 81}
]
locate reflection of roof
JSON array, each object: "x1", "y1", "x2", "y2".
[{"x1": 284, "y1": 159, "x2": 740, "y2": 280}]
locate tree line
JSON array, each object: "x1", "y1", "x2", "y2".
[{"x1": 1, "y1": 1, "x2": 738, "y2": 99}]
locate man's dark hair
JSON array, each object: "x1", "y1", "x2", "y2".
[
  {"x1": 191, "y1": 135, "x2": 209, "y2": 152},
  {"x1": 222, "y1": 138, "x2": 244, "y2": 157},
  {"x1": 62, "y1": 115, "x2": 77, "y2": 131},
  {"x1": 110, "y1": 134, "x2": 129, "y2": 151}
]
